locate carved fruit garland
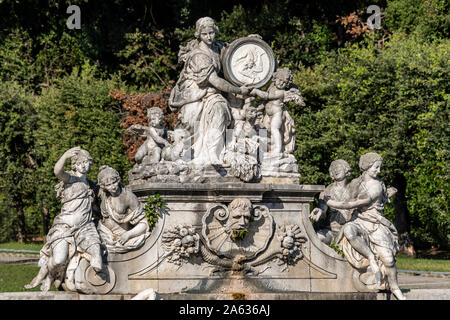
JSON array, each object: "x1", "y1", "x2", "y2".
[
  {"x1": 276, "y1": 224, "x2": 307, "y2": 267},
  {"x1": 161, "y1": 224, "x2": 200, "y2": 266}
]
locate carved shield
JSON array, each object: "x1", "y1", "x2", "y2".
[
  {"x1": 201, "y1": 202, "x2": 274, "y2": 260},
  {"x1": 221, "y1": 36, "x2": 276, "y2": 88}
]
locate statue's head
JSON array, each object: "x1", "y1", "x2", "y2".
[
  {"x1": 272, "y1": 67, "x2": 292, "y2": 89},
  {"x1": 359, "y1": 152, "x2": 383, "y2": 178},
  {"x1": 71, "y1": 148, "x2": 92, "y2": 174},
  {"x1": 147, "y1": 107, "x2": 164, "y2": 127},
  {"x1": 228, "y1": 198, "x2": 252, "y2": 237},
  {"x1": 195, "y1": 17, "x2": 219, "y2": 45},
  {"x1": 243, "y1": 103, "x2": 258, "y2": 122},
  {"x1": 98, "y1": 165, "x2": 121, "y2": 196},
  {"x1": 329, "y1": 159, "x2": 352, "y2": 181}
]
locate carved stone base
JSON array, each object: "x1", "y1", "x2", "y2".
[
  {"x1": 98, "y1": 182, "x2": 375, "y2": 296},
  {"x1": 129, "y1": 162, "x2": 300, "y2": 185}
]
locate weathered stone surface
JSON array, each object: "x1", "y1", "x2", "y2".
[
  {"x1": 317, "y1": 153, "x2": 406, "y2": 300},
  {"x1": 21, "y1": 17, "x2": 407, "y2": 301},
  {"x1": 90, "y1": 182, "x2": 377, "y2": 297},
  {"x1": 127, "y1": 17, "x2": 305, "y2": 185}
]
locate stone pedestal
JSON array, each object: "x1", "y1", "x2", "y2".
[{"x1": 103, "y1": 183, "x2": 370, "y2": 297}]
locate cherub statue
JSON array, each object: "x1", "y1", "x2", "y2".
[
  {"x1": 251, "y1": 67, "x2": 305, "y2": 156},
  {"x1": 310, "y1": 159, "x2": 353, "y2": 245},
  {"x1": 221, "y1": 98, "x2": 262, "y2": 181},
  {"x1": 127, "y1": 107, "x2": 169, "y2": 164}
]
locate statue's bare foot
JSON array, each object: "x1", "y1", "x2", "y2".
[
  {"x1": 24, "y1": 278, "x2": 39, "y2": 289},
  {"x1": 53, "y1": 279, "x2": 62, "y2": 288},
  {"x1": 40, "y1": 277, "x2": 52, "y2": 292},
  {"x1": 25, "y1": 270, "x2": 47, "y2": 290},
  {"x1": 392, "y1": 288, "x2": 406, "y2": 300}
]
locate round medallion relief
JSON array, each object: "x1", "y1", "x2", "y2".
[{"x1": 222, "y1": 37, "x2": 276, "y2": 88}]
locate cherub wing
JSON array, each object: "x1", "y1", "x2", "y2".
[
  {"x1": 283, "y1": 88, "x2": 306, "y2": 107},
  {"x1": 126, "y1": 124, "x2": 148, "y2": 136}
]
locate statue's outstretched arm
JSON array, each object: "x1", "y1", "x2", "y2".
[
  {"x1": 127, "y1": 124, "x2": 147, "y2": 136},
  {"x1": 325, "y1": 196, "x2": 371, "y2": 210},
  {"x1": 208, "y1": 71, "x2": 248, "y2": 95},
  {"x1": 310, "y1": 192, "x2": 328, "y2": 221},
  {"x1": 251, "y1": 88, "x2": 284, "y2": 101}
]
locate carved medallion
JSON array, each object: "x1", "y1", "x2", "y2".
[{"x1": 222, "y1": 37, "x2": 276, "y2": 88}]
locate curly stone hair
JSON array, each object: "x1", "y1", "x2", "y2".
[
  {"x1": 272, "y1": 67, "x2": 293, "y2": 85},
  {"x1": 97, "y1": 165, "x2": 120, "y2": 187},
  {"x1": 70, "y1": 149, "x2": 92, "y2": 171},
  {"x1": 329, "y1": 159, "x2": 351, "y2": 180},
  {"x1": 359, "y1": 152, "x2": 383, "y2": 171},
  {"x1": 194, "y1": 17, "x2": 219, "y2": 39},
  {"x1": 147, "y1": 106, "x2": 164, "y2": 119},
  {"x1": 229, "y1": 198, "x2": 252, "y2": 212}
]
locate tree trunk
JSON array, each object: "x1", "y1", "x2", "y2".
[
  {"x1": 16, "y1": 206, "x2": 25, "y2": 243},
  {"x1": 41, "y1": 205, "x2": 49, "y2": 235},
  {"x1": 392, "y1": 174, "x2": 416, "y2": 257}
]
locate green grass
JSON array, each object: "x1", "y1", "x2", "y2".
[
  {"x1": 0, "y1": 242, "x2": 43, "y2": 252},
  {"x1": 396, "y1": 255, "x2": 450, "y2": 272},
  {"x1": 0, "y1": 242, "x2": 56, "y2": 292},
  {"x1": 0, "y1": 263, "x2": 52, "y2": 292},
  {"x1": 0, "y1": 243, "x2": 448, "y2": 295}
]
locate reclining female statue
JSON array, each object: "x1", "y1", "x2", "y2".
[{"x1": 97, "y1": 165, "x2": 149, "y2": 253}]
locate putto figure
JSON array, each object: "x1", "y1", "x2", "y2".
[
  {"x1": 25, "y1": 147, "x2": 103, "y2": 292},
  {"x1": 127, "y1": 107, "x2": 169, "y2": 164},
  {"x1": 169, "y1": 16, "x2": 250, "y2": 166},
  {"x1": 310, "y1": 159, "x2": 353, "y2": 245},
  {"x1": 324, "y1": 152, "x2": 405, "y2": 300},
  {"x1": 251, "y1": 67, "x2": 305, "y2": 156},
  {"x1": 97, "y1": 165, "x2": 150, "y2": 253},
  {"x1": 221, "y1": 99, "x2": 262, "y2": 182}
]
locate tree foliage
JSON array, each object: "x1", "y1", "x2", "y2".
[
  {"x1": 293, "y1": 34, "x2": 449, "y2": 248},
  {"x1": 0, "y1": 81, "x2": 38, "y2": 241},
  {"x1": 110, "y1": 86, "x2": 175, "y2": 161},
  {"x1": 0, "y1": 0, "x2": 448, "y2": 249}
]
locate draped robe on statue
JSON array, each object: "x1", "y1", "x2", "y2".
[{"x1": 169, "y1": 42, "x2": 231, "y2": 165}]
